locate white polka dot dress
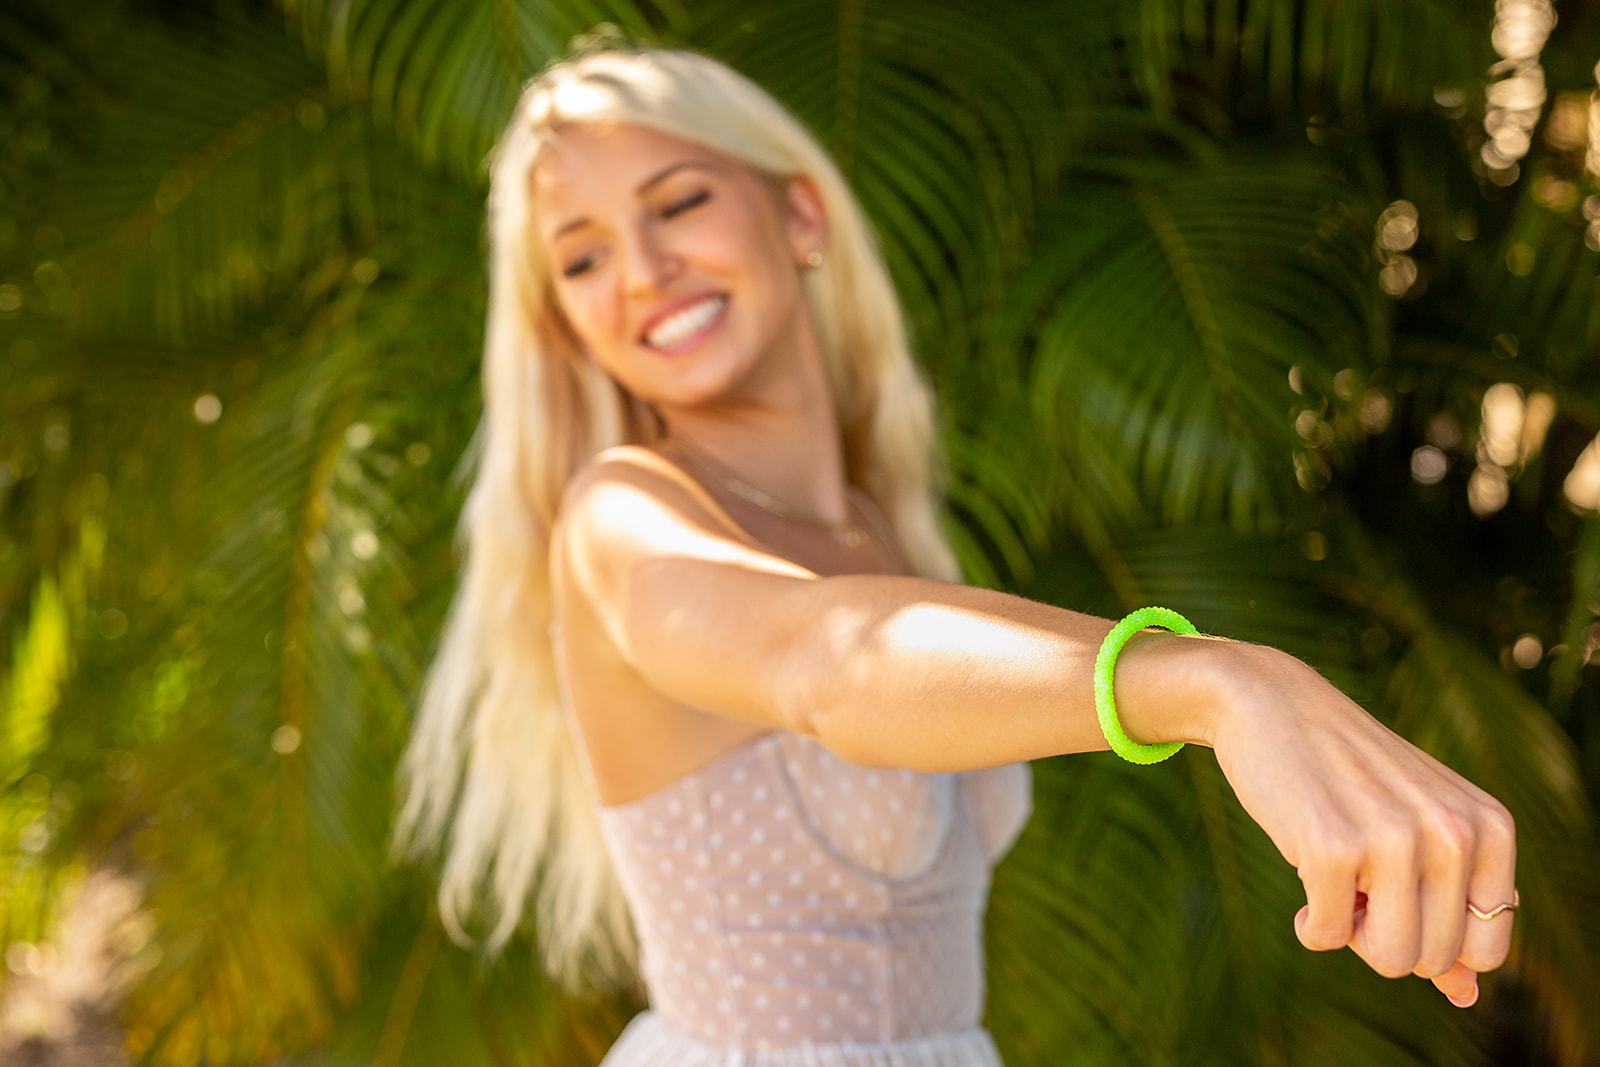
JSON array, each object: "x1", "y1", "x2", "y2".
[{"x1": 594, "y1": 730, "x2": 1032, "y2": 1066}]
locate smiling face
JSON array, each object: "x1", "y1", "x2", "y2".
[{"x1": 531, "y1": 121, "x2": 826, "y2": 413}]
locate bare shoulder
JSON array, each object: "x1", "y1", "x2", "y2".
[
  {"x1": 553, "y1": 443, "x2": 667, "y2": 531},
  {"x1": 556, "y1": 443, "x2": 752, "y2": 551},
  {"x1": 549, "y1": 443, "x2": 708, "y2": 661},
  {"x1": 563, "y1": 442, "x2": 701, "y2": 497},
  {"x1": 552, "y1": 443, "x2": 808, "y2": 612},
  {"x1": 566, "y1": 442, "x2": 672, "y2": 488},
  {"x1": 548, "y1": 444, "x2": 822, "y2": 807}
]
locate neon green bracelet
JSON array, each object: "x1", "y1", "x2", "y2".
[{"x1": 1093, "y1": 606, "x2": 1198, "y2": 764}]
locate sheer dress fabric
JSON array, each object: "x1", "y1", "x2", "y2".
[
  {"x1": 545, "y1": 454, "x2": 1031, "y2": 1064},
  {"x1": 590, "y1": 722, "x2": 1032, "y2": 1066}
]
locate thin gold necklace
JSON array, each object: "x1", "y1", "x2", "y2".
[{"x1": 667, "y1": 440, "x2": 870, "y2": 548}]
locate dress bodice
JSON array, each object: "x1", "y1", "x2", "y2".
[{"x1": 594, "y1": 725, "x2": 1031, "y2": 1063}]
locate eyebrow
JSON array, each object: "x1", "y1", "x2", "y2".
[{"x1": 549, "y1": 160, "x2": 719, "y2": 239}]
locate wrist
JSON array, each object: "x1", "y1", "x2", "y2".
[
  {"x1": 1106, "y1": 626, "x2": 1257, "y2": 750},
  {"x1": 1197, "y1": 638, "x2": 1300, "y2": 749}
]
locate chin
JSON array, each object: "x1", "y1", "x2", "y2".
[{"x1": 642, "y1": 353, "x2": 753, "y2": 410}]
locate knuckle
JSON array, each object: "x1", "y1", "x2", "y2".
[
  {"x1": 1481, "y1": 803, "x2": 1516, "y2": 846},
  {"x1": 1371, "y1": 959, "x2": 1412, "y2": 980},
  {"x1": 1458, "y1": 943, "x2": 1509, "y2": 973},
  {"x1": 1367, "y1": 820, "x2": 1419, "y2": 863},
  {"x1": 1301, "y1": 925, "x2": 1349, "y2": 951},
  {"x1": 1304, "y1": 831, "x2": 1364, "y2": 873},
  {"x1": 1372, "y1": 952, "x2": 1418, "y2": 980},
  {"x1": 1411, "y1": 952, "x2": 1456, "y2": 979},
  {"x1": 1421, "y1": 805, "x2": 1475, "y2": 859}
]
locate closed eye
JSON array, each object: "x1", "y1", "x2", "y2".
[
  {"x1": 560, "y1": 191, "x2": 712, "y2": 278},
  {"x1": 663, "y1": 189, "x2": 710, "y2": 218}
]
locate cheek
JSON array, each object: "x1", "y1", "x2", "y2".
[
  {"x1": 691, "y1": 197, "x2": 770, "y2": 270},
  {"x1": 557, "y1": 288, "x2": 615, "y2": 348},
  {"x1": 730, "y1": 221, "x2": 782, "y2": 279}
]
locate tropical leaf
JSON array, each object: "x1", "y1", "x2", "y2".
[
  {"x1": 689, "y1": 0, "x2": 1125, "y2": 377},
  {"x1": 990, "y1": 146, "x2": 1385, "y2": 530},
  {"x1": 1329, "y1": 494, "x2": 1600, "y2": 1063},
  {"x1": 278, "y1": 0, "x2": 676, "y2": 178},
  {"x1": 1548, "y1": 513, "x2": 1600, "y2": 721},
  {"x1": 2, "y1": 0, "x2": 1598, "y2": 1064},
  {"x1": 1124, "y1": 0, "x2": 1495, "y2": 124}
]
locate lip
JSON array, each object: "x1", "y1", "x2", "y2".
[{"x1": 637, "y1": 291, "x2": 728, "y2": 344}]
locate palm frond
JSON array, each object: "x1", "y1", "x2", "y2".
[
  {"x1": 1327, "y1": 495, "x2": 1600, "y2": 1064},
  {"x1": 3, "y1": 0, "x2": 1597, "y2": 1063},
  {"x1": 988, "y1": 146, "x2": 1384, "y2": 530},
  {"x1": 1126, "y1": 0, "x2": 1495, "y2": 124}
]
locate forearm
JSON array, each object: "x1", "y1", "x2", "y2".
[{"x1": 793, "y1": 573, "x2": 1257, "y2": 773}]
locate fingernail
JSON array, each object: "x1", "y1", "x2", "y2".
[{"x1": 1447, "y1": 986, "x2": 1479, "y2": 1009}]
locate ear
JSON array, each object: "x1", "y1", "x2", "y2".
[{"x1": 781, "y1": 173, "x2": 828, "y2": 265}]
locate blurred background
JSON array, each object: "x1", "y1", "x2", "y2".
[{"x1": 3, "y1": 0, "x2": 1600, "y2": 1064}]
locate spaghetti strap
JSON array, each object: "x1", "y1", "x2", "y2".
[
  {"x1": 597, "y1": 443, "x2": 903, "y2": 569},
  {"x1": 601, "y1": 442, "x2": 767, "y2": 551}
]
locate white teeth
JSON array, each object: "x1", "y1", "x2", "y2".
[{"x1": 646, "y1": 295, "x2": 726, "y2": 348}]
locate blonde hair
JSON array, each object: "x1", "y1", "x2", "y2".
[{"x1": 388, "y1": 30, "x2": 964, "y2": 998}]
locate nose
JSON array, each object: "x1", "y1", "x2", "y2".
[{"x1": 621, "y1": 220, "x2": 680, "y2": 301}]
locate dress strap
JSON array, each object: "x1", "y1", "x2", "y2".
[{"x1": 612, "y1": 442, "x2": 767, "y2": 551}]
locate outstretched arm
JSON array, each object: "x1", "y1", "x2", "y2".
[
  {"x1": 794, "y1": 571, "x2": 1248, "y2": 770},
  {"x1": 794, "y1": 575, "x2": 1514, "y2": 1011},
  {"x1": 560, "y1": 449, "x2": 1515, "y2": 1009}
]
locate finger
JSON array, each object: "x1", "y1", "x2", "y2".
[
  {"x1": 1458, "y1": 805, "x2": 1518, "y2": 974},
  {"x1": 1430, "y1": 959, "x2": 1479, "y2": 1005},
  {"x1": 1411, "y1": 814, "x2": 1473, "y2": 980},
  {"x1": 1347, "y1": 837, "x2": 1421, "y2": 980},
  {"x1": 1293, "y1": 838, "x2": 1361, "y2": 952},
  {"x1": 1292, "y1": 870, "x2": 1356, "y2": 953}
]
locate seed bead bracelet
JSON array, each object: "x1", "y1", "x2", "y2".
[{"x1": 1093, "y1": 606, "x2": 1199, "y2": 764}]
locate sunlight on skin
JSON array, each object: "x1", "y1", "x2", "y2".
[
  {"x1": 876, "y1": 603, "x2": 1051, "y2": 661},
  {"x1": 579, "y1": 480, "x2": 817, "y2": 581},
  {"x1": 535, "y1": 109, "x2": 1511, "y2": 1019},
  {"x1": 818, "y1": 597, "x2": 1513, "y2": 1009},
  {"x1": 1212, "y1": 656, "x2": 1516, "y2": 1010}
]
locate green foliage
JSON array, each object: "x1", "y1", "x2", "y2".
[{"x1": 2, "y1": 0, "x2": 1598, "y2": 1063}]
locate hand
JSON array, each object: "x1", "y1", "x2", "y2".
[{"x1": 1205, "y1": 645, "x2": 1518, "y2": 1007}]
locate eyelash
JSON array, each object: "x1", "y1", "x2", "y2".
[
  {"x1": 561, "y1": 190, "x2": 712, "y2": 278},
  {"x1": 663, "y1": 189, "x2": 711, "y2": 218}
]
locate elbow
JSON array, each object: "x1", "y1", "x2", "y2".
[
  {"x1": 779, "y1": 575, "x2": 867, "y2": 752},
  {"x1": 775, "y1": 610, "x2": 831, "y2": 744}
]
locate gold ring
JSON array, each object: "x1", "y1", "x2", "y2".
[{"x1": 1467, "y1": 888, "x2": 1519, "y2": 921}]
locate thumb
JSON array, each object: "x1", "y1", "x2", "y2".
[{"x1": 1294, "y1": 902, "x2": 1357, "y2": 952}]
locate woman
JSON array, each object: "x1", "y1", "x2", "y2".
[{"x1": 390, "y1": 33, "x2": 1518, "y2": 1065}]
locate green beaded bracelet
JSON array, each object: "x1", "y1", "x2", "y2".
[{"x1": 1093, "y1": 606, "x2": 1199, "y2": 764}]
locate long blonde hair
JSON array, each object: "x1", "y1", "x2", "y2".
[{"x1": 388, "y1": 30, "x2": 964, "y2": 998}]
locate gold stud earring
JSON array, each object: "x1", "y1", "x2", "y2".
[{"x1": 804, "y1": 250, "x2": 823, "y2": 268}]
